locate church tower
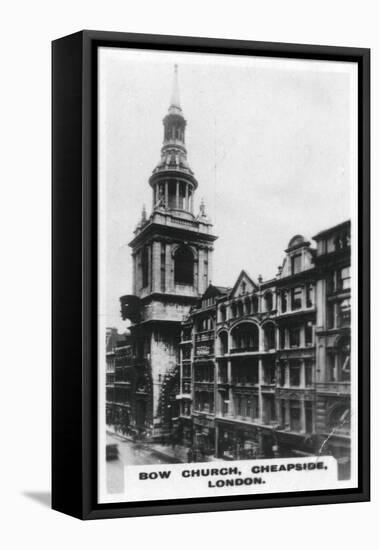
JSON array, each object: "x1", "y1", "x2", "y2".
[{"x1": 120, "y1": 66, "x2": 217, "y2": 438}]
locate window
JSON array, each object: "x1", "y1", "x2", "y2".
[
  {"x1": 182, "y1": 363, "x2": 191, "y2": 378},
  {"x1": 194, "y1": 364, "x2": 214, "y2": 383},
  {"x1": 236, "y1": 395, "x2": 242, "y2": 416},
  {"x1": 218, "y1": 363, "x2": 227, "y2": 384},
  {"x1": 263, "y1": 323, "x2": 276, "y2": 351},
  {"x1": 264, "y1": 292, "x2": 273, "y2": 312},
  {"x1": 263, "y1": 395, "x2": 276, "y2": 423},
  {"x1": 238, "y1": 301, "x2": 244, "y2": 317},
  {"x1": 233, "y1": 361, "x2": 259, "y2": 385},
  {"x1": 306, "y1": 283, "x2": 314, "y2": 307},
  {"x1": 289, "y1": 361, "x2": 301, "y2": 386},
  {"x1": 341, "y1": 267, "x2": 350, "y2": 290},
  {"x1": 178, "y1": 182, "x2": 186, "y2": 209},
  {"x1": 289, "y1": 326, "x2": 300, "y2": 348},
  {"x1": 290, "y1": 400, "x2": 301, "y2": 432},
  {"x1": 281, "y1": 291, "x2": 287, "y2": 313},
  {"x1": 251, "y1": 395, "x2": 259, "y2": 419},
  {"x1": 291, "y1": 254, "x2": 302, "y2": 274},
  {"x1": 291, "y1": 287, "x2": 302, "y2": 310},
  {"x1": 305, "y1": 321, "x2": 313, "y2": 346},
  {"x1": 231, "y1": 323, "x2": 259, "y2": 352},
  {"x1": 279, "y1": 327, "x2": 286, "y2": 349},
  {"x1": 167, "y1": 180, "x2": 176, "y2": 209},
  {"x1": 305, "y1": 361, "x2": 313, "y2": 386},
  {"x1": 339, "y1": 267, "x2": 351, "y2": 291},
  {"x1": 252, "y1": 295, "x2": 258, "y2": 313},
  {"x1": 264, "y1": 359, "x2": 276, "y2": 384},
  {"x1": 336, "y1": 298, "x2": 351, "y2": 328},
  {"x1": 281, "y1": 401, "x2": 287, "y2": 426},
  {"x1": 305, "y1": 402, "x2": 313, "y2": 433},
  {"x1": 174, "y1": 245, "x2": 194, "y2": 285},
  {"x1": 327, "y1": 302, "x2": 335, "y2": 329},
  {"x1": 220, "y1": 393, "x2": 229, "y2": 416},
  {"x1": 279, "y1": 362, "x2": 286, "y2": 386},
  {"x1": 218, "y1": 332, "x2": 228, "y2": 355},
  {"x1": 194, "y1": 391, "x2": 214, "y2": 413},
  {"x1": 220, "y1": 306, "x2": 226, "y2": 322}
]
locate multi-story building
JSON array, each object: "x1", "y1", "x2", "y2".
[
  {"x1": 119, "y1": 66, "x2": 217, "y2": 439},
  {"x1": 210, "y1": 235, "x2": 317, "y2": 461},
  {"x1": 313, "y1": 221, "x2": 351, "y2": 478},
  {"x1": 112, "y1": 337, "x2": 133, "y2": 432},
  {"x1": 178, "y1": 285, "x2": 230, "y2": 459},
  {"x1": 273, "y1": 235, "x2": 317, "y2": 457},
  {"x1": 177, "y1": 227, "x2": 351, "y2": 475},
  {"x1": 105, "y1": 328, "x2": 129, "y2": 426}
]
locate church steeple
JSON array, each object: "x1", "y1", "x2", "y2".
[
  {"x1": 168, "y1": 64, "x2": 181, "y2": 114},
  {"x1": 150, "y1": 65, "x2": 198, "y2": 214}
]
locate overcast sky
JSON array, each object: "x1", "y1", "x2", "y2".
[{"x1": 98, "y1": 47, "x2": 357, "y2": 332}]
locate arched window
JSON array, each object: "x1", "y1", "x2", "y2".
[
  {"x1": 141, "y1": 246, "x2": 149, "y2": 288},
  {"x1": 174, "y1": 245, "x2": 194, "y2": 285},
  {"x1": 231, "y1": 322, "x2": 259, "y2": 352}
]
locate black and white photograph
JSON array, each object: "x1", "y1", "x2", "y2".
[{"x1": 97, "y1": 46, "x2": 359, "y2": 504}]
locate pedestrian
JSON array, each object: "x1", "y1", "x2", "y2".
[{"x1": 187, "y1": 448, "x2": 193, "y2": 463}]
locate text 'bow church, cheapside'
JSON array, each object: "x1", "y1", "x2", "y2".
[{"x1": 106, "y1": 67, "x2": 351, "y2": 479}]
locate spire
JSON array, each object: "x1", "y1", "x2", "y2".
[{"x1": 168, "y1": 64, "x2": 182, "y2": 114}]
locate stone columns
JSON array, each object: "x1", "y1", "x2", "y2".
[
  {"x1": 258, "y1": 325, "x2": 264, "y2": 352},
  {"x1": 152, "y1": 241, "x2": 161, "y2": 292},
  {"x1": 285, "y1": 361, "x2": 290, "y2": 386},
  {"x1": 165, "y1": 242, "x2": 172, "y2": 292},
  {"x1": 227, "y1": 359, "x2": 232, "y2": 384}
]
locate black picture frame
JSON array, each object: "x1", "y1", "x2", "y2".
[{"x1": 52, "y1": 30, "x2": 370, "y2": 520}]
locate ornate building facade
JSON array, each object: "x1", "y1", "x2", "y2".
[{"x1": 177, "y1": 223, "x2": 351, "y2": 477}]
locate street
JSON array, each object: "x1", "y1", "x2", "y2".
[{"x1": 106, "y1": 433, "x2": 179, "y2": 494}]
